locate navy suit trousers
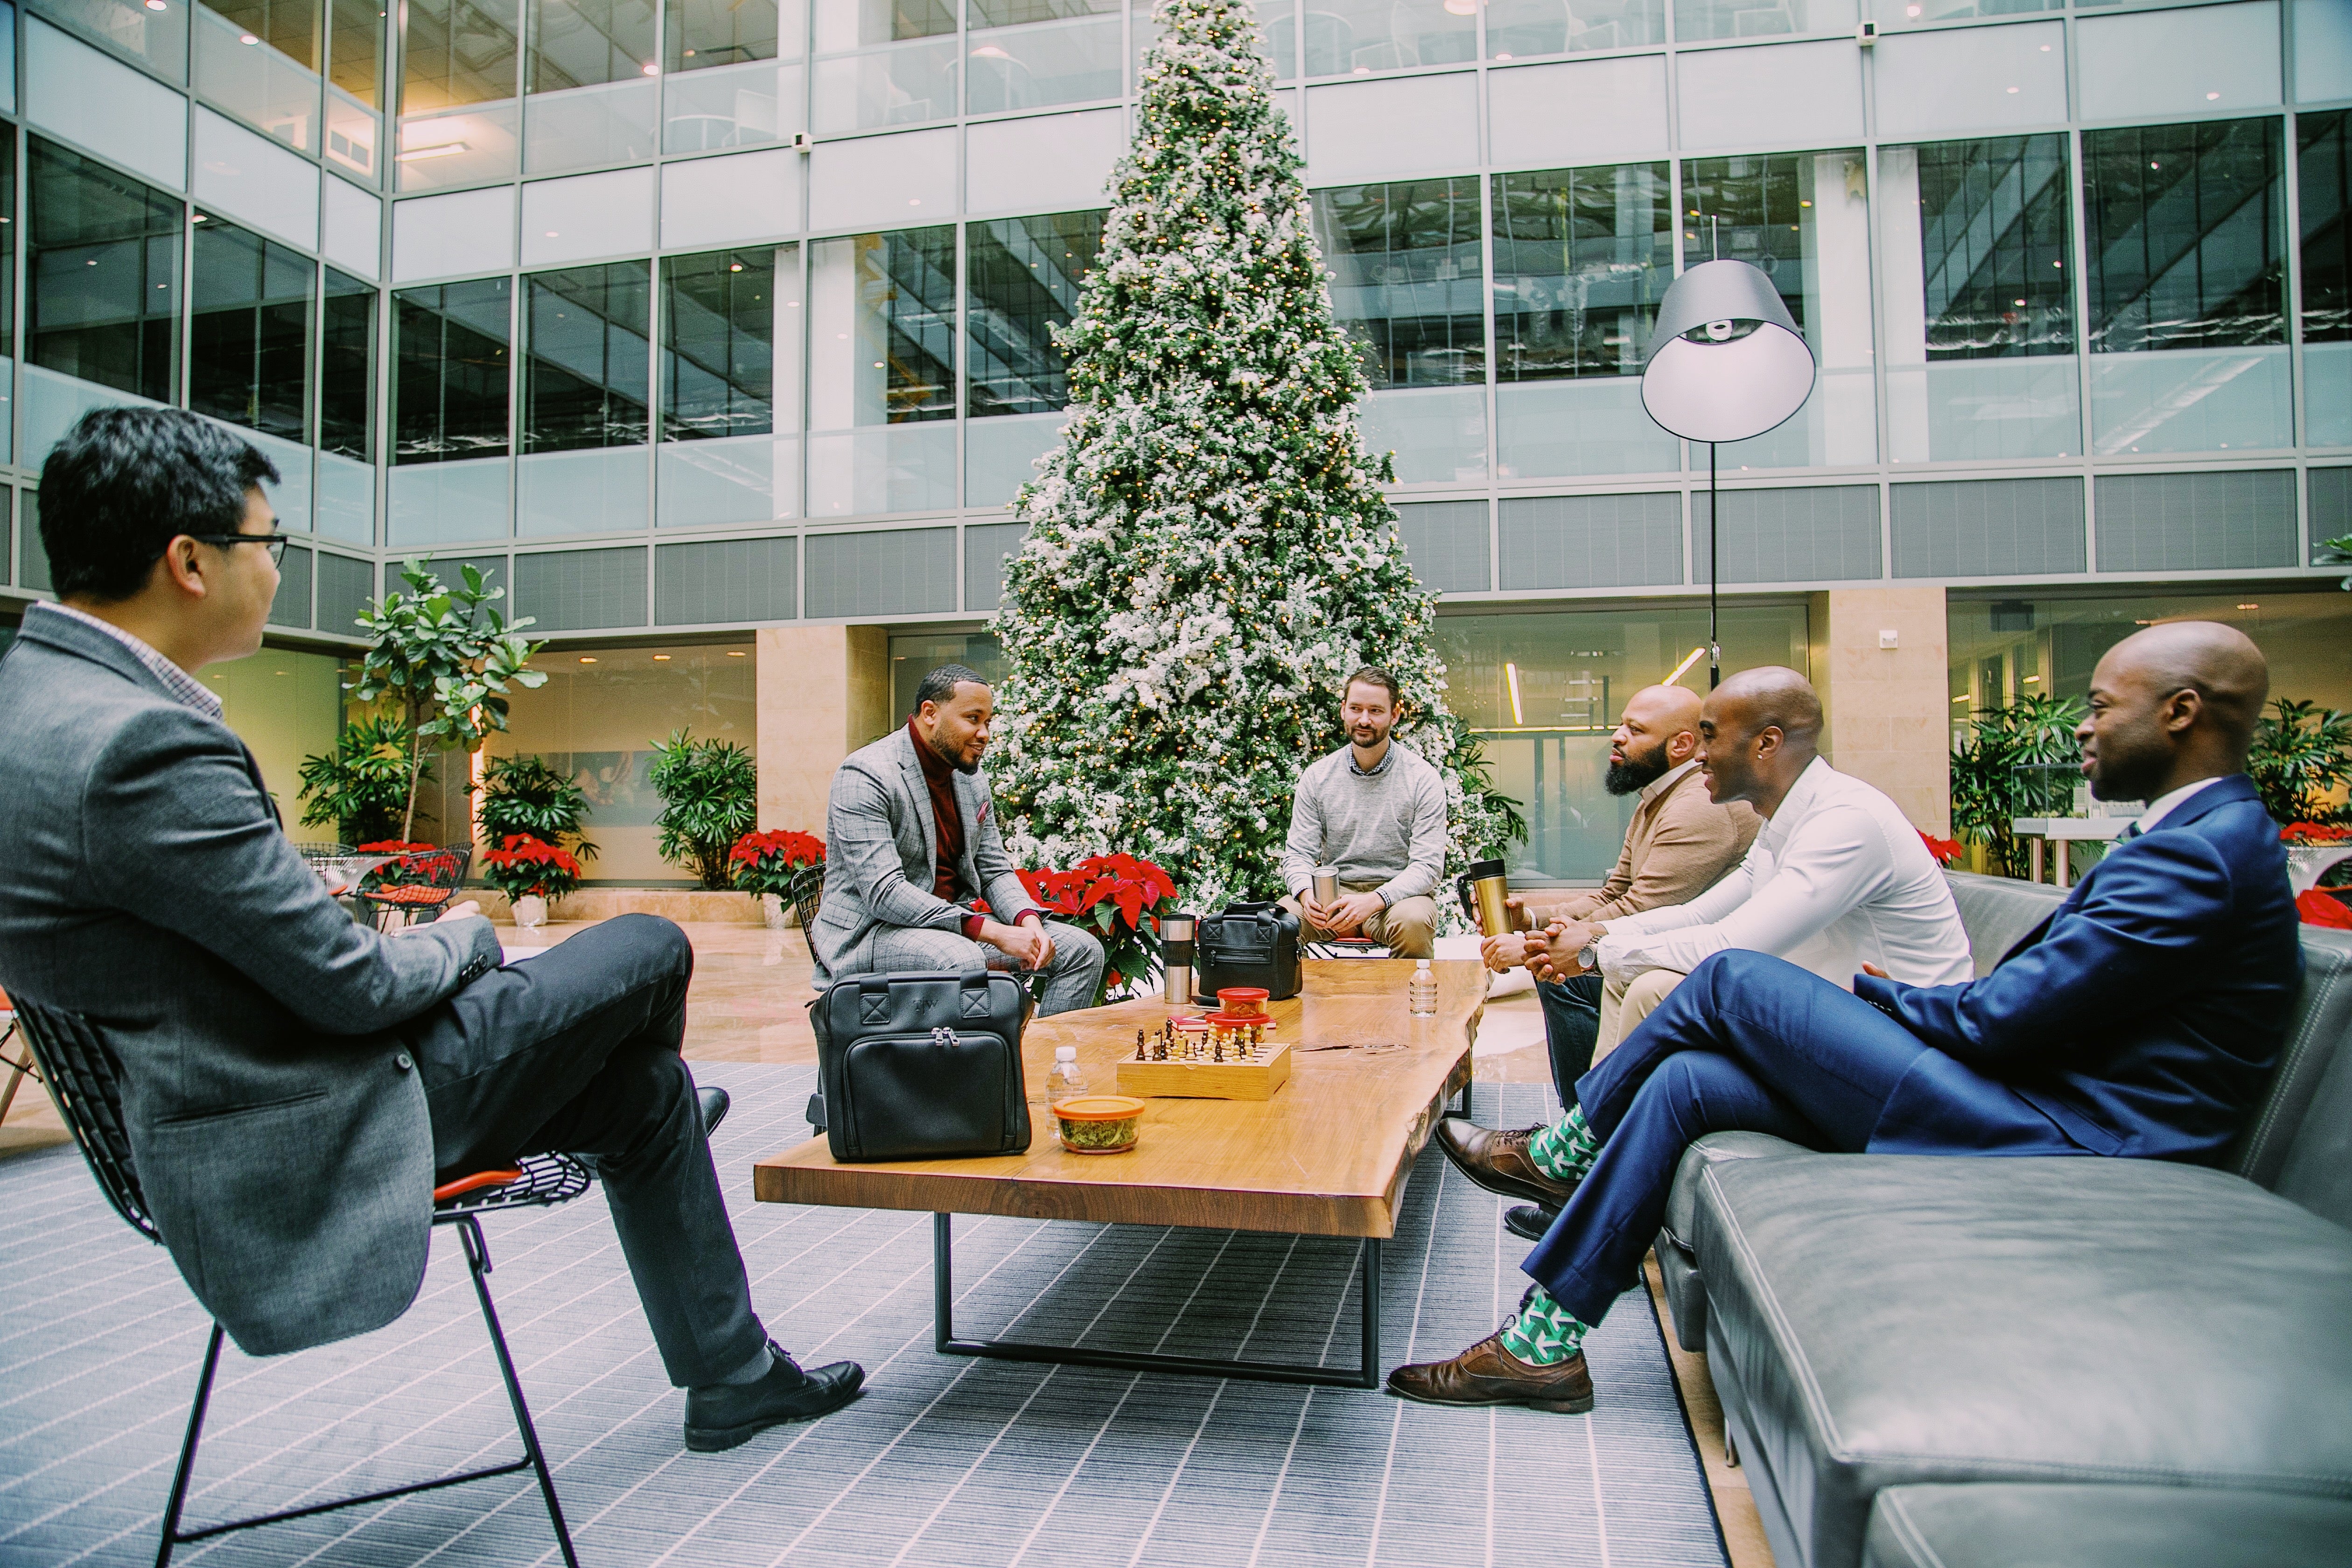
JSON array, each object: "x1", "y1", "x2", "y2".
[{"x1": 1522, "y1": 949, "x2": 2079, "y2": 1325}]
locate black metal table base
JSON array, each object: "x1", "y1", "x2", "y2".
[{"x1": 932, "y1": 1211, "x2": 1383, "y2": 1389}]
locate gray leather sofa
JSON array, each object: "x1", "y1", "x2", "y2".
[{"x1": 1652, "y1": 870, "x2": 2352, "y2": 1568}]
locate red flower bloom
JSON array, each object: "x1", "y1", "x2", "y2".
[
  {"x1": 357, "y1": 840, "x2": 437, "y2": 853},
  {"x1": 729, "y1": 829, "x2": 827, "y2": 868},
  {"x1": 2297, "y1": 889, "x2": 2352, "y2": 929},
  {"x1": 2282, "y1": 822, "x2": 2352, "y2": 844},
  {"x1": 1917, "y1": 830, "x2": 1963, "y2": 866},
  {"x1": 481, "y1": 834, "x2": 583, "y2": 898}
]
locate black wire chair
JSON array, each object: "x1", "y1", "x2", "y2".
[
  {"x1": 362, "y1": 843, "x2": 474, "y2": 932},
  {"x1": 0, "y1": 989, "x2": 35, "y2": 1126},
  {"x1": 10, "y1": 998, "x2": 588, "y2": 1568}
]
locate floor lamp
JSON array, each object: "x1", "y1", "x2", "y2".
[{"x1": 1638, "y1": 260, "x2": 1815, "y2": 689}]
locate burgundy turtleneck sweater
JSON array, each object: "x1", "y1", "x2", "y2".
[{"x1": 909, "y1": 719, "x2": 1038, "y2": 940}]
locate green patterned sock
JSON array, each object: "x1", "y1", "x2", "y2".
[
  {"x1": 1526, "y1": 1105, "x2": 1601, "y2": 1183},
  {"x1": 1499, "y1": 1285, "x2": 1589, "y2": 1366}
]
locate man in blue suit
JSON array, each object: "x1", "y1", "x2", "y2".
[{"x1": 1388, "y1": 621, "x2": 2302, "y2": 1412}]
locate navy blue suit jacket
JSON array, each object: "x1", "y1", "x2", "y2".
[{"x1": 1855, "y1": 774, "x2": 2301, "y2": 1162}]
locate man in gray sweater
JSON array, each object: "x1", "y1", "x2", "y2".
[{"x1": 1279, "y1": 666, "x2": 1450, "y2": 958}]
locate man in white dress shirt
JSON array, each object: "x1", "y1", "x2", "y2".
[{"x1": 1434, "y1": 666, "x2": 1971, "y2": 1204}]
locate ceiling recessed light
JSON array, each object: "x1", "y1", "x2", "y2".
[
  {"x1": 653, "y1": 653, "x2": 672, "y2": 660},
  {"x1": 545, "y1": 230, "x2": 559, "y2": 237},
  {"x1": 238, "y1": 32, "x2": 258, "y2": 43},
  {"x1": 1494, "y1": 51, "x2": 1512, "y2": 59},
  {"x1": 2007, "y1": 85, "x2": 2019, "y2": 93},
  {"x1": 145, "y1": 0, "x2": 166, "y2": 10},
  {"x1": 2238, "y1": 602, "x2": 2259, "y2": 610},
  {"x1": 642, "y1": 62, "x2": 658, "y2": 75},
  {"x1": 579, "y1": 656, "x2": 598, "y2": 663},
  {"x1": 2207, "y1": 91, "x2": 2220, "y2": 100},
  {"x1": 730, "y1": 262, "x2": 743, "y2": 271},
  {"x1": 727, "y1": 650, "x2": 746, "y2": 657}
]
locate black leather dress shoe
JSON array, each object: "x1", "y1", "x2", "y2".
[
  {"x1": 698, "y1": 1085, "x2": 730, "y2": 1136},
  {"x1": 684, "y1": 1341, "x2": 864, "y2": 1452},
  {"x1": 1503, "y1": 1202, "x2": 1562, "y2": 1243}
]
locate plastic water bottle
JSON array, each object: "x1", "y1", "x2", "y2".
[
  {"x1": 1407, "y1": 958, "x2": 1438, "y2": 1017},
  {"x1": 1046, "y1": 1046, "x2": 1085, "y2": 1142}
]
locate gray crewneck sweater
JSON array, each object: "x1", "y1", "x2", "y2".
[{"x1": 1280, "y1": 741, "x2": 1449, "y2": 905}]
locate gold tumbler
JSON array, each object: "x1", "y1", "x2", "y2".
[{"x1": 1460, "y1": 858, "x2": 1512, "y2": 938}]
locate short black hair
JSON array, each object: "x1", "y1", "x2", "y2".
[
  {"x1": 1343, "y1": 665, "x2": 1402, "y2": 709},
  {"x1": 38, "y1": 407, "x2": 280, "y2": 602},
  {"x1": 915, "y1": 663, "x2": 989, "y2": 711}
]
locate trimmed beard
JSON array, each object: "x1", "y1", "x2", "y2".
[
  {"x1": 1603, "y1": 745, "x2": 1672, "y2": 797},
  {"x1": 924, "y1": 731, "x2": 982, "y2": 777}
]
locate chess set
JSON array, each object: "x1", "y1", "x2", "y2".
[{"x1": 1114, "y1": 1012, "x2": 1293, "y2": 1101}]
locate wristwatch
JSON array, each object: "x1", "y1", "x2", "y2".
[{"x1": 1575, "y1": 944, "x2": 1598, "y2": 972}]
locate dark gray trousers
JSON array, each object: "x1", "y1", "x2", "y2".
[{"x1": 408, "y1": 913, "x2": 766, "y2": 1389}]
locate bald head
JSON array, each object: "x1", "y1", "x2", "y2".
[
  {"x1": 1607, "y1": 684, "x2": 1708, "y2": 794},
  {"x1": 2081, "y1": 620, "x2": 2269, "y2": 803},
  {"x1": 1698, "y1": 667, "x2": 1824, "y2": 816}
]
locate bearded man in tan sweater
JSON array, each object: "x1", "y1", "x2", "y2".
[{"x1": 1469, "y1": 683, "x2": 1757, "y2": 1239}]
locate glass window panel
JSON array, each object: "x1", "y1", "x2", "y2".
[
  {"x1": 526, "y1": 0, "x2": 653, "y2": 90},
  {"x1": 328, "y1": 0, "x2": 383, "y2": 102},
  {"x1": 1433, "y1": 605, "x2": 1811, "y2": 881},
  {"x1": 811, "y1": 36, "x2": 957, "y2": 131},
  {"x1": 668, "y1": 0, "x2": 791, "y2": 69},
  {"x1": 969, "y1": 0, "x2": 1119, "y2": 113},
  {"x1": 1868, "y1": 0, "x2": 2058, "y2": 24},
  {"x1": 192, "y1": 2, "x2": 324, "y2": 151},
  {"x1": 1492, "y1": 163, "x2": 1669, "y2": 384},
  {"x1": 38, "y1": 0, "x2": 190, "y2": 82},
  {"x1": 393, "y1": 275, "x2": 512, "y2": 463},
  {"x1": 28, "y1": 138, "x2": 182, "y2": 406},
  {"x1": 189, "y1": 212, "x2": 315, "y2": 443},
  {"x1": 808, "y1": 227, "x2": 957, "y2": 428},
  {"x1": 397, "y1": 0, "x2": 522, "y2": 189},
  {"x1": 658, "y1": 245, "x2": 798, "y2": 525},
  {"x1": 523, "y1": 0, "x2": 656, "y2": 170},
  {"x1": 813, "y1": 0, "x2": 955, "y2": 47},
  {"x1": 2085, "y1": 118, "x2": 2286, "y2": 355},
  {"x1": 1300, "y1": 0, "x2": 1473, "y2": 76},
  {"x1": 199, "y1": 0, "x2": 319, "y2": 68},
  {"x1": 2083, "y1": 118, "x2": 2290, "y2": 455},
  {"x1": 2302, "y1": 111, "x2": 2352, "y2": 445},
  {"x1": 523, "y1": 261, "x2": 650, "y2": 453},
  {"x1": 664, "y1": 0, "x2": 801, "y2": 147},
  {"x1": 0, "y1": 123, "x2": 15, "y2": 364},
  {"x1": 966, "y1": 209, "x2": 1105, "y2": 417},
  {"x1": 1485, "y1": 0, "x2": 1666, "y2": 58},
  {"x1": 1135, "y1": 0, "x2": 1292, "y2": 83},
  {"x1": 1672, "y1": 0, "x2": 1855, "y2": 43},
  {"x1": 1311, "y1": 177, "x2": 1485, "y2": 389},
  {"x1": 1682, "y1": 149, "x2": 1877, "y2": 468},
  {"x1": 1880, "y1": 134, "x2": 2079, "y2": 463},
  {"x1": 664, "y1": 246, "x2": 784, "y2": 439},
  {"x1": 320, "y1": 266, "x2": 376, "y2": 461}
]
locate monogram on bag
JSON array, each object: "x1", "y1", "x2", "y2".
[{"x1": 806, "y1": 968, "x2": 1033, "y2": 1162}]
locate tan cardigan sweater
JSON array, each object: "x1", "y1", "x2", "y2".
[{"x1": 1554, "y1": 762, "x2": 1760, "y2": 924}]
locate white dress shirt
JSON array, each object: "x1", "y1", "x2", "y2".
[
  {"x1": 1594, "y1": 756, "x2": 1974, "y2": 991},
  {"x1": 2128, "y1": 775, "x2": 2223, "y2": 835}
]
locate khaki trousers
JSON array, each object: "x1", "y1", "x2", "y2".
[
  {"x1": 1593, "y1": 966, "x2": 1688, "y2": 1062},
  {"x1": 1279, "y1": 891, "x2": 1437, "y2": 959}
]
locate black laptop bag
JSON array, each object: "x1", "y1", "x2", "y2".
[
  {"x1": 804, "y1": 967, "x2": 1033, "y2": 1162},
  {"x1": 1194, "y1": 902, "x2": 1303, "y2": 1001}
]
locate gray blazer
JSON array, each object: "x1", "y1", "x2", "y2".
[
  {"x1": 812, "y1": 727, "x2": 1041, "y2": 979},
  {"x1": 0, "y1": 611, "x2": 500, "y2": 1357}
]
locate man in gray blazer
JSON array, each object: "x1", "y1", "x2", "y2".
[
  {"x1": 815, "y1": 665, "x2": 1105, "y2": 1015},
  {"x1": 0, "y1": 409, "x2": 859, "y2": 1454}
]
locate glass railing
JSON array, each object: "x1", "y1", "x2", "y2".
[{"x1": 191, "y1": 3, "x2": 318, "y2": 153}]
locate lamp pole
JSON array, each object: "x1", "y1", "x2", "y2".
[{"x1": 1637, "y1": 259, "x2": 1815, "y2": 694}]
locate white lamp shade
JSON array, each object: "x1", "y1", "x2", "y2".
[{"x1": 1638, "y1": 259, "x2": 1816, "y2": 444}]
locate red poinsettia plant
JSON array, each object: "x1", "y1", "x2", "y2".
[
  {"x1": 355, "y1": 840, "x2": 453, "y2": 890},
  {"x1": 728, "y1": 829, "x2": 826, "y2": 912},
  {"x1": 1918, "y1": 830, "x2": 1964, "y2": 866},
  {"x1": 1017, "y1": 853, "x2": 1180, "y2": 1003},
  {"x1": 2297, "y1": 889, "x2": 2352, "y2": 929},
  {"x1": 2281, "y1": 822, "x2": 2352, "y2": 844},
  {"x1": 479, "y1": 834, "x2": 583, "y2": 901}
]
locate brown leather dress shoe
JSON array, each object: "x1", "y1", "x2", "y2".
[
  {"x1": 1386, "y1": 1333, "x2": 1594, "y2": 1413},
  {"x1": 1433, "y1": 1118, "x2": 1579, "y2": 1207}
]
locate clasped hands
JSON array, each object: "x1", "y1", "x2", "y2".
[
  {"x1": 979, "y1": 916, "x2": 1056, "y2": 971},
  {"x1": 1299, "y1": 888, "x2": 1388, "y2": 937},
  {"x1": 1478, "y1": 896, "x2": 1602, "y2": 983}
]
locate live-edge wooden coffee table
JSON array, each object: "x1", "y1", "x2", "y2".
[{"x1": 753, "y1": 959, "x2": 1484, "y2": 1389}]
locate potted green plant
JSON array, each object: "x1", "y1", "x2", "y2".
[
  {"x1": 648, "y1": 729, "x2": 757, "y2": 889},
  {"x1": 348, "y1": 561, "x2": 547, "y2": 841},
  {"x1": 476, "y1": 755, "x2": 599, "y2": 871},
  {"x1": 729, "y1": 830, "x2": 826, "y2": 931},
  {"x1": 296, "y1": 716, "x2": 413, "y2": 847},
  {"x1": 2247, "y1": 698, "x2": 2352, "y2": 828},
  {"x1": 478, "y1": 834, "x2": 583, "y2": 929},
  {"x1": 1949, "y1": 694, "x2": 2085, "y2": 878}
]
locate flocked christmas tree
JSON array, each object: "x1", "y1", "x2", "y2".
[{"x1": 988, "y1": 0, "x2": 1517, "y2": 915}]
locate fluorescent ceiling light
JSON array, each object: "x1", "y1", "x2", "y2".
[
  {"x1": 396, "y1": 141, "x2": 470, "y2": 161},
  {"x1": 1664, "y1": 646, "x2": 1706, "y2": 686}
]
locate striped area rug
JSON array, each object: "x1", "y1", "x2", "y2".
[{"x1": 0, "y1": 1065, "x2": 1726, "y2": 1568}]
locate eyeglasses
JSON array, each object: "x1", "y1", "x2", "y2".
[{"x1": 188, "y1": 532, "x2": 294, "y2": 566}]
